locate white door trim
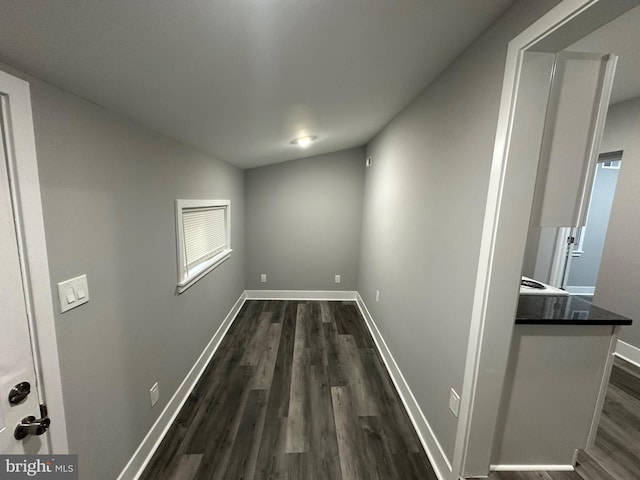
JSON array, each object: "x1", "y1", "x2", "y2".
[
  {"x1": 0, "y1": 69, "x2": 68, "y2": 453},
  {"x1": 452, "y1": 0, "x2": 637, "y2": 476}
]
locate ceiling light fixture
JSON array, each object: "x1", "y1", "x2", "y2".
[{"x1": 290, "y1": 135, "x2": 318, "y2": 148}]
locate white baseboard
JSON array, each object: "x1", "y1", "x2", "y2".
[
  {"x1": 615, "y1": 340, "x2": 640, "y2": 368},
  {"x1": 491, "y1": 465, "x2": 574, "y2": 471},
  {"x1": 117, "y1": 291, "x2": 247, "y2": 480},
  {"x1": 355, "y1": 293, "x2": 452, "y2": 480},
  {"x1": 565, "y1": 286, "x2": 595, "y2": 295},
  {"x1": 245, "y1": 289, "x2": 357, "y2": 300}
]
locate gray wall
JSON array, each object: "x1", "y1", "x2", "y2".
[
  {"x1": 357, "y1": 0, "x2": 561, "y2": 465},
  {"x1": 245, "y1": 148, "x2": 365, "y2": 290},
  {"x1": 22, "y1": 73, "x2": 245, "y2": 479},
  {"x1": 595, "y1": 96, "x2": 640, "y2": 347},
  {"x1": 568, "y1": 163, "x2": 619, "y2": 288}
]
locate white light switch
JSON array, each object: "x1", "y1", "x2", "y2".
[
  {"x1": 65, "y1": 288, "x2": 76, "y2": 305},
  {"x1": 57, "y1": 274, "x2": 90, "y2": 313}
]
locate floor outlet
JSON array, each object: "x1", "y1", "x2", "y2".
[
  {"x1": 150, "y1": 382, "x2": 160, "y2": 407},
  {"x1": 449, "y1": 388, "x2": 460, "y2": 417}
]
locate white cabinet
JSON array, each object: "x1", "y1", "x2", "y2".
[
  {"x1": 491, "y1": 323, "x2": 619, "y2": 468},
  {"x1": 532, "y1": 52, "x2": 617, "y2": 228}
]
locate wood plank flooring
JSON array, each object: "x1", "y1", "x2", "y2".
[
  {"x1": 141, "y1": 300, "x2": 437, "y2": 480},
  {"x1": 491, "y1": 357, "x2": 640, "y2": 480}
]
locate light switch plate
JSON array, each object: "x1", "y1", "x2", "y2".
[{"x1": 57, "y1": 274, "x2": 89, "y2": 313}]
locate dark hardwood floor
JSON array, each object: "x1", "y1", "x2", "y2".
[
  {"x1": 141, "y1": 300, "x2": 437, "y2": 480},
  {"x1": 491, "y1": 356, "x2": 640, "y2": 480}
]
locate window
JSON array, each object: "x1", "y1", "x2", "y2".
[
  {"x1": 599, "y1": 150, "x2": 623, "y2": 169},
  {"x1": 175, "y1": 199, "x2": 231, "y2": 293},
  {"x1": 601, "y1": 159, "x2": 621, "y2": 169}
]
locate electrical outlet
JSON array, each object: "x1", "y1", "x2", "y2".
[
  {"x1": 335, "y1": 274, "x2": 341, "y2": 284},
  {"x1": 366, "y1": 156, "x2": 373, "y2": 167},
  {"x1": 449, "y1": 388, "x2": 460, "y2": 417},
  {"x1": 150, "y1": 382, "x2": 160, "y2": 408},
  {"x1": 260, "y1": 274, "x2": 267, "y2": 283},
  {"x1": 375, "y1": 290, "x2": 380, "y2": 302}
]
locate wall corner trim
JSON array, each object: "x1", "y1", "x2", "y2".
[
  {"x1": 117, "y1": 291, "x2": 248, "y2": 480},
  {"x1": 355, "y1": 293, "x2": 452, "y2": 480},
  {"x1": 615, "y1": 340, "x2": 640, "y2": 368}
]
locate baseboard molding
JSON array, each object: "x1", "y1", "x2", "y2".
[
  {"x1": 245, "y1": 289, "x2": 357, "y2": 300},
  {"x1": 565, "y1": 286, "x2": 595, "y2": 295},
  {"x1": 355, "y1": 293, "x2": 452, "y2": 480},
  {"x1": 491, "y1": 465, "x2": 574, "y2": 471},
  {"x1": 117, "y1": 291, "x2": 247, "y2": 480},
  {"x1": 615, "y1": 340, "x2": 640, "y2": 368}
]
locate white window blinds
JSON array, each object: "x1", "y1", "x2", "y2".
[
  {"x1": 182, "y1": 206, "x2": 228, "y2": 274},
  {"x1": 175, "y1": 199, "x2": 231, "y2": 292}
]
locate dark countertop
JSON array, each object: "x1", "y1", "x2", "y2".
[{"x1": 516, "y1": 295, "x2": 632, "y2": 325}]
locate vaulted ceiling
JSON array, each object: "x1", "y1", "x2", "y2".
[{"x1": 0, "y1": 0, "x2": 515, "y2": 168}]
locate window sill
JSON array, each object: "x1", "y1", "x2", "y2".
[{"x1": 177, "y1": 249, "x2": 233, "y2": 294}]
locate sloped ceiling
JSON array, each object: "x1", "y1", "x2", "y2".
[{"x1": 0, "y1": 0, "x2": 515, "y2": 168}]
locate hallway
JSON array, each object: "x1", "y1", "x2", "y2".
[{"x1": 141, "y1": 300, "x2": 437, "y2": 479}]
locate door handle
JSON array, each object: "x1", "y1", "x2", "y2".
[
  {"x1": 8, "y1": 382, "x2": 31, "y2": 405},
  {"x1": 14, "y1": 416, "x2": 51, "y2": 440}
]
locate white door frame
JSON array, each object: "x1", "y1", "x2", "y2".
[
  {"x1": 1, "y1": 69, "x2": 68, "y2": 453},
  {"x1": 452, "y1": 0, "x2": 639, "y2": 477}
]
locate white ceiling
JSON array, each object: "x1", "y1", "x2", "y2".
[
  {"x1": 0, "y1": 0, "x2": 515, "y2": 169},
  {"x1": 569, "y1": 4, "x2": 640, "y2": 105}
]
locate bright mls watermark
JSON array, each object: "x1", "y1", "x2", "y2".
[{"x1": 0, "y1": 455, "x2": 77, "y2": 480}]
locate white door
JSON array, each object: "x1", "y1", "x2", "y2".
[{"x1": 0, "y1": 94, "x2": 49, "y2": 454}]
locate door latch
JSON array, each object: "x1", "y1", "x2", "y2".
[{"x1": 14, "y1": 416, "x2": 51, "y2": 440}]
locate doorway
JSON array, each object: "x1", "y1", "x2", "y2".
[
  {"x1": 456, "y1": 0, "x2": 640, "y2": 477},
  {"x1": 562, "y1": 151, "x2": 622, "y2": 296},
  {"x1": 0, "y1": 69, "x2": 68, "y2": 454},
  {"x1": 526, "y1": 150, "x2": 623, "y2": 294},
  {"x1": 0, "y1": 88, "x2": 50, "y2": 455}
]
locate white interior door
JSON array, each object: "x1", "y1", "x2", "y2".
[{"x1": 0, "y1": 97, "x2": 49, "y2": 455}]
